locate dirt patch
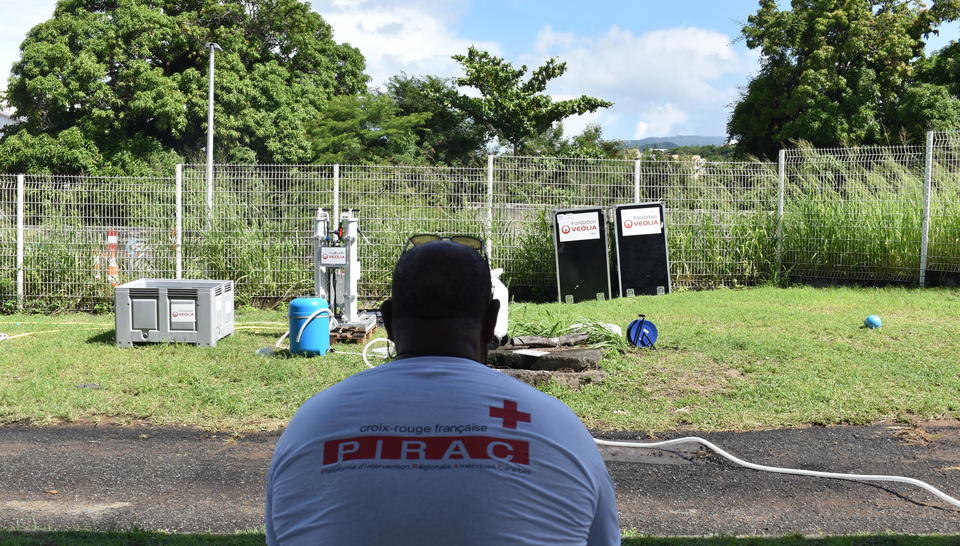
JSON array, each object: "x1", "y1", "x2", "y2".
[
  {"x1": 885, "y1": 419, "x2": 960, "y2": 448},
  {"x1": 643, "y1": 357, "x2": 745, "y2": 399},
  {"x1": 891, "y1": 425, "x2": 935, "y2": 447}
]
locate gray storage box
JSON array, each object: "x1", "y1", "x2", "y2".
[{"x1": 115, "y1": 279, "x2": 234, "y2": 347}]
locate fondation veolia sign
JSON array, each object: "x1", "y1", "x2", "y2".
[
  {"x1": 552, "y1": 207, "x2": 611, "y2": 303},
  {"x1": 613, "y1": 202, "x2": 670, "y2": 297}
]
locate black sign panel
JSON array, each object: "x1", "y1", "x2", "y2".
[
  {"x1": 613, "y1": 202, "x2": 670, "y2": 296},
  {"x1": 553, "y1": 207, "x2": 611, "y2": 303}
]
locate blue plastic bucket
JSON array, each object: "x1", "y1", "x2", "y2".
[{"x1": 289, "y1": 297, "x2": 330, "y2": 356}]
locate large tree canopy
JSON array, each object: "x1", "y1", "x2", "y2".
[
  {"x1": 387, "y1": 73, "x2": 488, "y2": 166},
  {"x1": 448, "y1": 47, "x2": 612, "y2": 154},
  {"x1": 729, "y1": 0, "x2": 960, "y2": 158},
  {"x1": 308, "y1": 93, "x2": 429, "y2": 164},
  {"x1": 1, "y1": 0, "x2": 366, "y2": 174}
]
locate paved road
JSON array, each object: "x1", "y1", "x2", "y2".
[{"x1": 1, "y1": 422, "x2": 958, "y2": 536}]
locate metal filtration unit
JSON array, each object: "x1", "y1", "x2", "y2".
[
  {"x1": 313, "y1": 209, "x2": 377, "y2": 337},
  {"x1": 115, "y1": 279, "x2": 235, "y2": 347}
]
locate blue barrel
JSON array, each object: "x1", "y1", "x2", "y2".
[{"x1": 289, "y1": 297, "x2": 330, "y2": 356}]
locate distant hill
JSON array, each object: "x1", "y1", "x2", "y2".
[{"x1": 621, "y1": 135, "x2": 726, "y2": 149}]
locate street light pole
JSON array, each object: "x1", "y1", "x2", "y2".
[{"x1": 206, "y1": 42, "x2": 222, "y2": 227}]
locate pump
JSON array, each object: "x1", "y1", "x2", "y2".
[{"x1": 313, "y1": 209, "x2": 377, "y2": 341}]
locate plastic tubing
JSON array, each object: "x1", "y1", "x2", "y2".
[
  {"x1": 275, "y1": 308, "x2": 333, "y2": 349},
  {"x1": 594, "y1": 436, "x2": 960, "y2": 509},
  {"x1": 361, "y1": 337, "x2": 395, "y2": 368}
]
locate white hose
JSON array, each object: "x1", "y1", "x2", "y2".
[
  {"x1": 0, "y1": 333, "x2": 7, "y2": 342},
  {"x1": 594, "y1": 436, "x2": 960, "y2": 509},
  {"x1": 361, "y1": 337, "x2": 395, "y2": 368},
  {"x1": 276, "y1": 308, "x2": 334, "y2": 350}
]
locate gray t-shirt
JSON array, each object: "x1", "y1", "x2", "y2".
[{"x1": 265, "y1": 356, "x2": 620, "y2": 545}]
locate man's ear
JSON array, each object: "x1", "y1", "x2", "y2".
[
  {"x1": 380, "y1": 299, "x2": 394, "y2": 340},
  {"x1": 481, "y1": 298, "x2": 500, "y2": 343}
]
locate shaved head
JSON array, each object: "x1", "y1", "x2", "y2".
[{"x1": 391, "y1": 241, "x2": 491, "y2": 321}]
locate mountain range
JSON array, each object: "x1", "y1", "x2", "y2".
[{"x1": 620, "y1": 135, "x2": 727, "y2": 149}]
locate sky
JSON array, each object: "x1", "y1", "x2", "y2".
[{"x1": 0, "y1": 0, "x2": 957, "y2": 140}]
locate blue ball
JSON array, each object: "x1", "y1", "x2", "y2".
[{"x1": 864, "y1": 315, "x2": 882, "y2": 329}]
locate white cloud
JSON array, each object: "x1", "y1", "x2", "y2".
[
  {"x1": 524, "y1": 24, "x2": 757, "y2": 138},
  {"x1": 634, "y1": 104, "x2": 688, "y2": 139},
  {"x1": 0, "y1": 0, "x2": 59, "y2": 97},
  {"x1": 312, "y1": 0, "x2": 498, "y2": 88}
]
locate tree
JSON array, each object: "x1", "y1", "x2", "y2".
[
  {"x1": 672, "y1": 144, "x2": 738, "y2": 161},
  {"x1": 308, "y1": 93, "x2": 430, "y2": 164},
  {"x1": 448, "y1": 47, "x2": 612, "y2": 154},
  {"x1": 387, "y1": 74, "x2": 488, "y2": 166},
  {"x1": 1, "y1": 0, "x2": 366, "y2": 174},
  {"x1": 917, "y1": 40, "x2": 960, "y2": 96},
  {"x1": 728, "y1": 0, "x2": 960, "y2": 159},
  {"x1": 525, "y1": 123, "x2": 625, "y2": 159}
]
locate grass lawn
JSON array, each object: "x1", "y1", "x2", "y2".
[
  {"x1": 0, "y1": 285, "x2": 958, "y2": 432},
  {"x1": 2, "y1": 285, "x2": 959, "y2": 544}
]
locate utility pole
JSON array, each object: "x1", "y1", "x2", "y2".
[{"x1": 206, "y1": 42, "x2": 222, "y2": 226}]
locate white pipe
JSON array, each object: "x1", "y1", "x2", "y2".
[
  {"x1": 275, "y1": 308, "x2": 334, "y2": 349},
  {"x1": 341, "y1": 211, "x2": 359, "y2": 323},
  {"x1": 594, "y1": 436, "x2": 960, "y2": 509}
]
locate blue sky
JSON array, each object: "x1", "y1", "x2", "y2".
[{"x1": 1, "y1": 0, "x2": 958, "y2": 139}]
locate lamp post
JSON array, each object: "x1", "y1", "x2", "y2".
[{"x1": 206, "y1": 42, "x2": 222, "y2": 227}]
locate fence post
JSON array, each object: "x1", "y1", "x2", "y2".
[
  {"x1": 175, "y1": 164, "x2": 183, "y2": 279},
  {"x1": 16, "y1": 174, "x2": 25, "y2": 311},
  {"x1": 206, "y1": 164, "x2": 214, "y2": 230},
  {"x1": 776, "y1": 149, "x2": 786, "y2": 278},
  {"x1": 633, "y1": 159, "x2": 641, "y2": 202},
  {"x1": 920, "y1": 131, "x2": 934, "y2": 288},
  {"x1": 486, "y1": 155, "x2": 494, "y2": 260},
  {"x1": 333, "y1": 164, "x2": 340, "y2": 222}
]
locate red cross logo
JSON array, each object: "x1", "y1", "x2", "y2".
[{"x1": 489, "y1": 400, "x2": 531, "y2": 429}]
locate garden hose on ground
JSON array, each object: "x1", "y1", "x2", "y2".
[
  {"x1": 0, "y1": 328, "x2": 105, "y2": 341},
  {"x1": 349, "y1": 340, "x2": 960, "y2": 509},
  {"x1": 594, "y1": 436, "x2": 960, "y2": 509},
  {"x1": 327, "y1": 337, "x2": 395, "y2": 368}
]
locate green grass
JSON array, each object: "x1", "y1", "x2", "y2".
[
  {"x1": 0, "y1": 530, "x2": 956, "y2": 545},
  {"x1": 1, "y1": 286, "x2": 958, "y2": 432}
]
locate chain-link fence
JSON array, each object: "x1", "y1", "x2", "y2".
[
  {"x1": 781, "y1": 145, "x2": 928, "y2": 284},
  {"x1": 3, "y1": 131, "x2": 959, "y2": 311},
  {"x1": 0, "y1": 174, "x2": 17, "y2": 307},
  {"x1": 181, "y1": 164, "x2": 334, "y2": 305},
  {"x1": 491, "y1": 156, "x2": 634, "y2": 300},
  {"x1": 928, "y1": 132, "x2": 960, "y2": 285},
  {"x1": 5, "y1": 175, "x2": 176, "y2": 311}
]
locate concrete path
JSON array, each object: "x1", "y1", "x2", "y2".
[{"x1": 1, "y1": 422, "x2": 958, "y2": 536}]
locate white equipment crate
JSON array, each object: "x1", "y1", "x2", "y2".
[{"x1": 115, "y1": 279, "x2": 234, "y2": 347}]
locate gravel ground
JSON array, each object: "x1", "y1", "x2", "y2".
[{"x1": 0, "y1": 421, "x2": 958, "y2": 537}]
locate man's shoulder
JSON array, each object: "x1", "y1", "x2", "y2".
[{"x1": 317, "y1": 356, "x2": 574, "y2": 410}]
